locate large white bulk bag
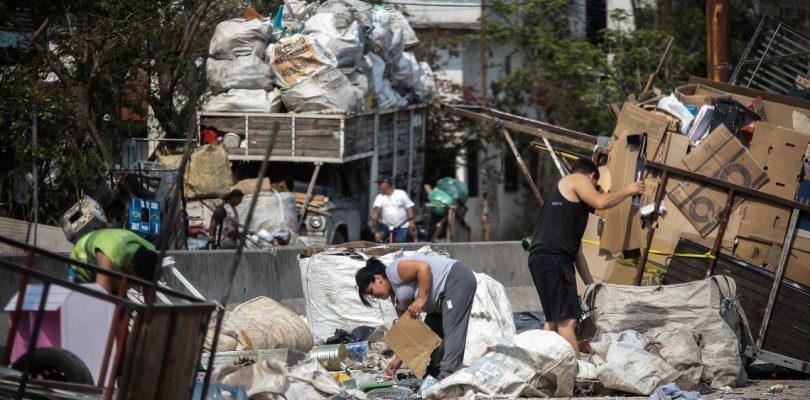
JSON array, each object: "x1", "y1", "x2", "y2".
[
  {"x1": 204, "y1": 88, "x2": 283, "y2": 113},
  {"x1": 209, "y1": 18, "x2": 272, "y2": 60},
  {"x1": 206, "y1": 54, "x2": 274, "y2": 94}
]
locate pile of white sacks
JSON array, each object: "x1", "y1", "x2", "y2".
[{"x1": 204, "y1": 0, "x2": 435, "y2": 114}]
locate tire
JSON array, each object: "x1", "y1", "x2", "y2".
[
  {"x1": 331, "y1": 230, "x2": 346, "y2": 246},
  {"x1": 12, "y1": 347, "x2": 94, "y2": 385}
]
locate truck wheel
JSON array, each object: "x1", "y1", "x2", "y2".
[
  {"x1": 331, "y1": 231, "x2": 346, "y2": 245},
  {"x1": 12, "y1": 347, "x2": 94, "y2": 385}
]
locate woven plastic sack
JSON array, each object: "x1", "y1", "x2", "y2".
[
  {"x1": 206, "y1": 54, "x2": 274, "y2": 94},
  {"x1": 418, "y1": 61, "x2": 436, "y2": 101},
  {"x1": 265, "y1": 34, "x2": 337, "y2": 88},
  {"x1": 204, "y1": 88, "x2": 283, "y2": 113},
  {"x1": 280, "y1": 68, "x2": 364, "y2": 114},
  {"x1": 390, "y1": 8, "x2": 418, "y2": 48},
  {"x1": 185, "y1": 143, "x2": 232, "y2": 199},
  {"x1": 463, "y1": 273, "x2": 516, "y2": 366},
  {"x1": 204, "y1": 296, "x2": 313, "y2": 353},
  {"x1": 209, "y1": 18, "x2": 273, "y2": 60},
  {"x1": 366, "y1": 52, "x2": 406, "y2": 109},
  {"x1": 305, "y1": 14, "x2": 363, "y2": 69},
  {"x1": 236, "y1": 191, "x2": 299, "y2": 236},
  {"x1": 426, "y1": 330, "x2": 577, "y2": 399},
  {"x1": 391, "y1": 51, "x2": 422, "y2": 91},
  {"x1": 595, "y1": 341, "x2": 681, "y2": 395}
]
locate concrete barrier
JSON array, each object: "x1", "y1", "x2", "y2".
[{"x1": 1, "y1": 241, "x2": 539, "y2": 346}]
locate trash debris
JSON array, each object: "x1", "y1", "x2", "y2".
[{"x1": 767, "y1": 383, "x2": 786, "y2": 394}]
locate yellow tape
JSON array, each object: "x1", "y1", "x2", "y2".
[{"x1": 581, "y1": 239, "x2": 716, "y2": 260}]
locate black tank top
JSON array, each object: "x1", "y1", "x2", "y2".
[{"x1": 529, "y1": 183, "x2": 589, "y2": 259}]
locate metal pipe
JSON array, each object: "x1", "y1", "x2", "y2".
[
  {"x1": 16, "y1": 282, "x2": 50, "y2": 399},
  {"x1": 97, "y1": 277, "x2": 128, "y2": 386},
  {"x1": 500, "y1": 127, "x2": 544, "y2": 207},
  {"x1": 756, "y1": 208, "x2": 800, "y2": 349},
  {"x1": 298, "y1": 162, "x2": 322, "y2": 227},
  {"x1": 730, "y1": 16, "x2": 768, "y2": 84},
  {"x1": 634, "y1": 171, "x2": 669, "y2": 286},
  {"x1": 104, "y1": 289, "x2": 132, "y2": 400},
  {"x1": 706, "y1": 189, "x2": 735, "y2": 276}
]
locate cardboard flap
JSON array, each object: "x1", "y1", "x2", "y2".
[{"x1": 384, "y1": 314, "x2": 442, "y2": 378}]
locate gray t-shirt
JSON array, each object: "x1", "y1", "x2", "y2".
[{"x1": 385, "y1": 255, "x2": 456, "y2": 314}]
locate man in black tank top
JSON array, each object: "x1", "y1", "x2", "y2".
[{"x1": 528, "y1": 158, "x2": 644, "y2": 357}]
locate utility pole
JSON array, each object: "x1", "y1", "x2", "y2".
[
  {"x1": 706, "y1": 0, "x2": 730, "y2": 82},
  {"x1": 479, "y1": 0, "x2": 490, "y2": 241}
]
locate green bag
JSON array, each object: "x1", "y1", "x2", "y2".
[
  {"x1": 427, "y1": 188, "x2": 453, "y2": 217},
  {"x1": 436, "y1": 177, "x2": 468, "y2": 201}
]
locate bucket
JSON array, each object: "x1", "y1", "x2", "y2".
[{"x1": 307, "y1": 344, "x2": 347, "y2": 371}]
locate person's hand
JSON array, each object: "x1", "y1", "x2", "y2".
[
  {"x1": 626, "y1": 181, "x2": 645, "y2": 195},
  {"x1": 386, "y1": 356, "x2": 403, "y2": 375},
  {"x1": 407, "y1": 297, "x2": 426, "y2": 318}
]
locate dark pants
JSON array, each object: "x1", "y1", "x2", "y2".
[
  {"x1": 528, "y1": 252, "x2": 581, "y2": 322},
  {"x1": 424, "y1": 262, "x2": 477, "y2": 379},
  {"x1": 377, "y1": 226, "x2": 409, "y2": 243}
]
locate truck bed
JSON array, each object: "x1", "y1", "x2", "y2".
[{"x1": 198, "y1": 105, "x2": 426, "y2": 164}]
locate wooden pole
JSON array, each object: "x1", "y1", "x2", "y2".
[
  {"x1": 706, "y1": 0, "x2": 731, "y2": 82},
  {"x1": 501, "y1": 127, "x2": 544, "y2": 207}
]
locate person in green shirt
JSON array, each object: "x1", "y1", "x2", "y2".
[{"x1": 69, "y1": 229, "x2": 159, "y2": 294}]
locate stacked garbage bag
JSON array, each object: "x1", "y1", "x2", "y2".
[{"x1": 204, "y1": 1, "x2": 435, "y2": 115}]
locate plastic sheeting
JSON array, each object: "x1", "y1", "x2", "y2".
[
  {"x1": 595, "y1": 341, "x2": 681, "y2": 395},
  {"x1": 280, "y1": 68, "x2": 364, "y2": 114},
  {"x1": 425, "y1": 330, "x2": 578, "y2": 399},
  {"x1": 305, "y1": 14, "x2": 363, "y2": 69},
  {"x1": 463, "y1": 273, "x2": 516, "y2": 366},
  {"x1": 204, "y1": 88, "x2": 283, "y2": 113},
  {"x1": 209, "y1": 18, "x2": 273, "y2": 60},
  {"x1": 206, "y1": 54, "x2": 274, "y2": 95},
  {"x1": 582, "y1": 276, "x2": 748, "y2": 388},
  {"x1": 265, "y1": 34, "x2": 337, "y2": 88}
]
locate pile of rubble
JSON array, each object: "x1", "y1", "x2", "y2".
[{"x1": 203, "y1": 1, "x2": 435, "y2": 115}]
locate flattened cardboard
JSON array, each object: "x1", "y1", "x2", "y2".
[
  {"x1": 576, "y1": 214, "x2": 614, "y2": 294},
  {"x1": 738, "y1": 199, "x2": 790, "y2": 244},
  {"x1": 601, "y1": 104, "x2": 669, "y2": 255},
  {"x1": 787, "y1": 235, "x2": 810, "y2": 287},
  {"x1": 666, "y1": 126, "x2": 767, "y2": 237},
  {"x1": 735, "y1": 237, "x2": 781, "y2": 266},
  {"x1": 665, "y1": 133, "x2": 691, "y2": 167},
  {"x1": 748, "y1": 122, "x2": 809, "y2": 200},
  {"x1": 384, "y1": 314, "x2": 441, "y2": 378}
]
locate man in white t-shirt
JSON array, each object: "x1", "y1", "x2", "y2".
[{"x1": 370, "y1": 174, "x2": 416, "y2": 243}]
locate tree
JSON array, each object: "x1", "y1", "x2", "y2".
[{"x1": 0, "y1": 0, "x2": 244, "y2": 222}]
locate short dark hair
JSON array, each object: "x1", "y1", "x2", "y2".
[
  {"x1": 131, "y1": 246, "x2": 159, "y2": 283},
  {"x1": 570, "y1": 158, "x2": 599, "y2": 181},
  {"x1": 356, "y1": 258, "x2": 387, "y2": 307}
]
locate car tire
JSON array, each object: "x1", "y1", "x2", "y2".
[{"x1": 12, "y1": 347, "x2": 95, "y2": 385}]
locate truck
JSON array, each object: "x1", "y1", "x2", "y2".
[{"x1": 197, "y1": 105, "x2": 427, "y2": 245}]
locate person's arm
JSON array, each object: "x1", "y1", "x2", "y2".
[
  {"x1": 371, "y1": 206, "x2": 381, "y2": 225},
  {"x1": 94, "y1": 251, "x2": 116, "y2": 294},
  {"x1": 396, "y1": 260, "x2": 431, "y2": 318},
  {"x1": 574, "y1": 246, "x2": 594, "y2": 285},
  {"x1": 208, "y1": 206, "x2": 225, "y2": 245},
  {"x1": 570, "y1": 174, "x2": 644, "y2": 210}
]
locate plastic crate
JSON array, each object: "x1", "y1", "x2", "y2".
[
  {"x1": 59, "y1": 196, "x2": 107, "y2": 242},
  {"x1": 128, "y1": 197, "x2": 161, "y2": 240}
]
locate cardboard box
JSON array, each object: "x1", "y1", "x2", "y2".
[
  {"x1": 384, "y1": 314, "x2": 442, "y2": 378},
  {"x1": 674, "y1": 84, "x2": 727, "y2": 109},
  {"x1": 605, "y1": 258, "x2": 663, "y2": 286},
  {"x1": 689, "y1": 76, "x2": 810, "y2": 130},
  {"x1": 738, "y1": 199, "x2": 790, "y2": 244},
  {"x1": 786, "y1": 234, "x2": 810, "y2": 288},
  {"x1": 601, "y1": 104, "x2": 669, "y2": 255},
  {"x1": 735, "y1": 237, "x2": 781, "y2": 266},
  {"x1": 576, "y1": 214, "x2": 615, "y2": 294},
  {"x1": 748, "y1": 122, "x2": 809, "y2": 200},
  {"x1": 667, "y1": 126, "x2": 767, "y2": 237},
  {"x1": 665, "y1": 133, "x2": 691, "y2": 167}
]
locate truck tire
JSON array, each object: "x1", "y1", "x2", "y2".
[{"x1": 12, "y1": 347, "x2": 94, "y2": 385}]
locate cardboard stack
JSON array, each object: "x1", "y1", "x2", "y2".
[{"x1": 597, "y1": 76, "x2": 810, "y2": 289}]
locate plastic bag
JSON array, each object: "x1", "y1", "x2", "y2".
[
  {"x1": 391, "y1": 51, "x2": 422, "y2": 91},
  {"x1": 436, "y1": 177, "x2": 469, "y2": 202},
  {"x1": 427, "y1": 189, "x2": 453, "y2": 217},
  {"x1": 366, "y1": 52, "x2": 407, "y2": 109},
  {"x1": 390, "y1": 8, "x2": 418, "y2": 48},
  {"x1": 209, "y1": 18, "x2": 273, "y2": 60},
  {"x1": 595, "y1": 341, "x2": 681, "y2": 395},
  {"x1": 206, "y1": 54, "x2": 274, "y2": 94},
  {"x1": 418, "y1": 62, "x2": 436, "y2": 101}
]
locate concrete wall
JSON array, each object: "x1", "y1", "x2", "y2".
[{"x1": 0, "y1": 241, "x2": 539, "y2": 348}]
